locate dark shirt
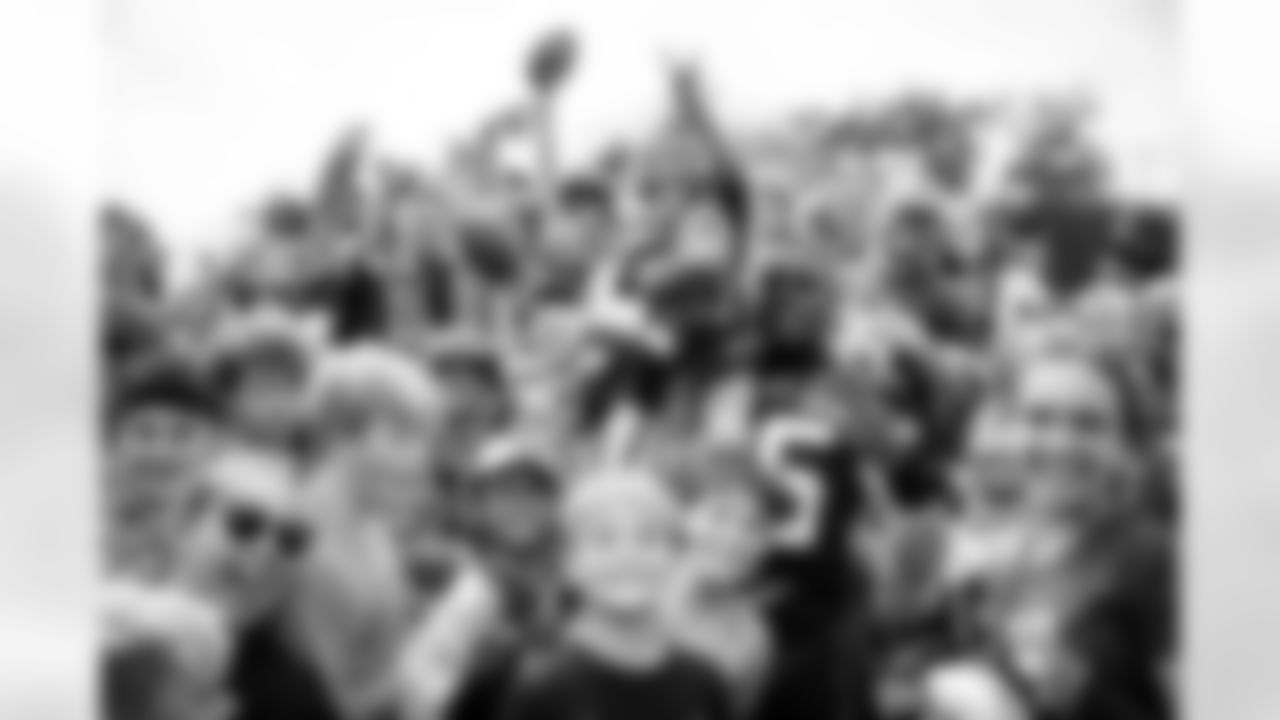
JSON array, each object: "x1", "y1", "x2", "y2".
[
  {"x1": 229, "y1": 620, "x2": 341, "y2": 720},
  {"x1": 448, "y1": 648, "x2": 522, "y2": 720},
  {"x1": 762, "y1": 438, "x2": 866, "y2": 656},
  {"x1": 929, "y1": 515, "x2": 1176, "y2": 720},
  {"x1": 753, "y1": 614, "x2": 879, "y2": 720},
  {"x1": 1021, "y1": 517, "x2": 1175, "y2": 720},
  {"x1": 498, "y1": 642, "x2": 733, "y2": 720}
]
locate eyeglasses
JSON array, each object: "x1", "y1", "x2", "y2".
[{"x1": 220, "y1": 500, "x2": 310, "y2": 559}]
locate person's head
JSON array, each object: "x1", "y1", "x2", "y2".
[
  {"x1": 425, "y1": 334, "x2": 513, "y2": 450},
  {"x1": 669, "y1": 448, "x2": 783, "y2": 589},
  {"x1": 993, "y1": 259, "x2": 1055, "y2": 356},
  {"x1": 107, "y1": 357, "x2": 228, "y2": 574},
  {"x1": 257, "y1": 194, "x2": 315, "y2": 244},
  {"x1": 467, "y1": 437, "x2": 561, "y2": 552},
  {"x1": 828, "y1": 297, "x2": 908, "y2": 391},
  {"x1": 952, "y1": 405, "x2": 1028, "y2": 517},
  {"x1": 641, "y1": 190, "x2": 744, "y2": 352},
  {"x1": 211, "y1": 310, "x2": 320, "y2": 442},
  {"x1": 754, "y1": 259, "x2": 837, "y2": 368},
  {"x1": 457, "y1": 215, "x2": 523, "y2": 291},
  {"x1": 109, "y1": 356, "x2": 225, "y2": 483},
  {"x1": 561, "y1": 466, "x2": 684, "y2": 618},
  {"x1": 542, "y1": 176, "x2": 613, "y2": 264},
  {"x1": 229, "y1": 219, "x2": 323, "y2": 305},
  {"x1": 304, "y1": 344, "x2": 442, "y2": 529},
  {"x1": 1018, "y1": 199, "x2": 1112, "y2": 299},
  {"x1": 991, "y1": 350, "x2": 1138, "y2": 519},
  {"x1": 1112, "y1": 203, "x2": 1178, "y2": 282},
  {"x1": 882, "y1": 200, "x2": 959, "y2": 299},
  {"x1": 307, "y1": 343, "x2": 440, "y2": 464},
  {"x1": 669, "y1": 173, "x2": 749, "y2": 270},
  {"x1": 174, "y1": 445, "x2": 312, "y2": 625}
]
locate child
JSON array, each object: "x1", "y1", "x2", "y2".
[
  {"x1": 443, "y1": 438, "x2": 569, "y2": 720},
  {"x1": 464, "y1": 438, "x2": 565, "y2": 631},
  {"x1": 208, "y1": 307, "x2": 323, "y2": 449},
  {"x1": 289, "y1": 344, "x2": 446, "y2": 719},
  {"x1": 664, "y1": 448, "x2": 782, "y2": 717},
  {"x1": 106, "y1": 353, "x2": 226, "y2": 579},
  {"x1": 423, "y1": 333, "x2": 516, "y2": 473},
  {"x1": 497, "y1": 466, "x2": 732, "y2": 720}
]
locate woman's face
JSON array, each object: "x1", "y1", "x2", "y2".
[
  {"x1": 326, "y1": 405, "x2": 434, "y2": 524},
  {"x1": 565, "y1": 503, "x2": 682, "y2": 615},
  {"x1": 1005, "y1": 358, "x2": 1127, "y2": 516},
  {"x1": 684, "y1": 488, "x2": 769, "y2": 587}
]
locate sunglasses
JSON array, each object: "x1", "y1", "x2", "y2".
[{"x1": 220, "y1": 500, "x2": 310, "y2": 558}]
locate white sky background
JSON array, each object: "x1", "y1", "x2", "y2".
[{"x1": 104, "y1": 0, "x2": 1181, "y2": 259}]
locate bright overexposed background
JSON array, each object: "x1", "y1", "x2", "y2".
[{"x1": 105, "y1": 0, "x2": 1181, "y2": 261}]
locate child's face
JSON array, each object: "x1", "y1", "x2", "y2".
[
  {"x1": 684, "y1": 488, "x2": 768, "y2": 587},
  {"x1": 477, "y1": 481, "x2": 556, "y2": 550},
  {"x1": 1007, "y1": 359, "x2": 1126, "y2": 517},
  {"x1": 232, "y1": 368, "x2": 304, "y2": 435},
  {"x1": 566, "y1": 502, "x2": 682, "y2": 615}
]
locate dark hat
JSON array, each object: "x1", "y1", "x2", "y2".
[
  {"x1": 469, "y1": 435, "x2": 560, "y2": 497},
  {"x1": 208, "y1": 308, "x2": 325, "y2": 391},
  {"x1": 108, "y1": 352, "x2": 225, "y2": 430}
]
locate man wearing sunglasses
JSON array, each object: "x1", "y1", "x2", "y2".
[{"x1": 171, "y1": 444, "x2": 340, "y2": 720}]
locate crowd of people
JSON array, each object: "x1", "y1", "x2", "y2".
[{"x1": 99, "y1": 34, "x2": 1179, "y2": 720}]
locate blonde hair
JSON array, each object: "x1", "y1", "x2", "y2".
[{"x1": 560, "y1": 464, "x2": 680, "y2": 532}]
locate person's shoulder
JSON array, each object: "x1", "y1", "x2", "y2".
[
  {"x1": 664, "y1": 647, "x2": 723, "y2": 681},
  {"x1": 1072, "y1": 514, "x2": 1175, "y2": 612},
  {"x1": 1084, "y1": 513, "x2": 1171, "y2": 569},
  {"x1": 509, "y1": 640, "x2": 591, "y2": 696},
  {"x1": 661, "y1": 649, "x2": 735, "y2": 712}
]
